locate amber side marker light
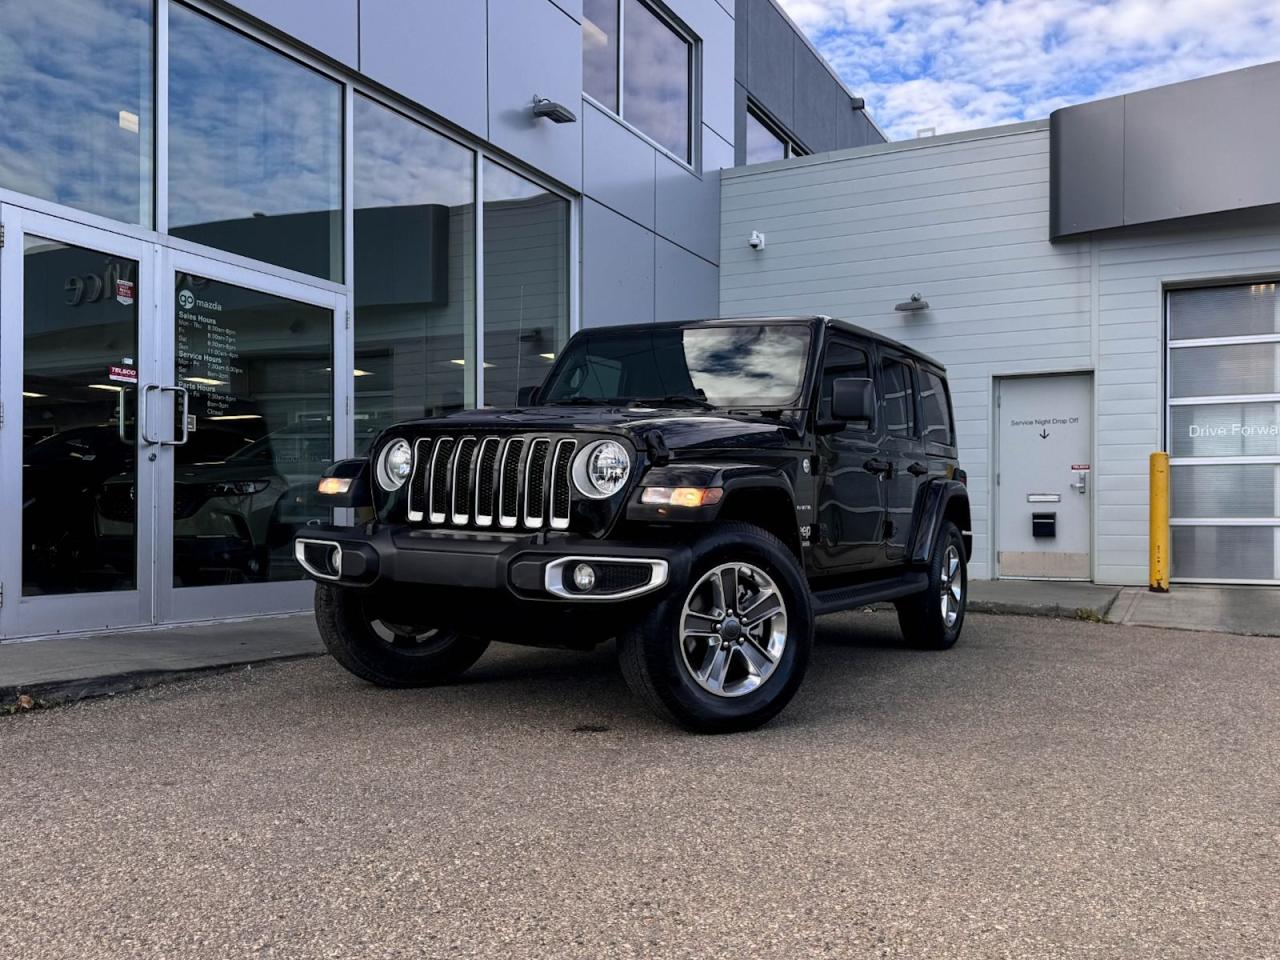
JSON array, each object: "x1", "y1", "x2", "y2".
[
  {"x1": 317, "y1": 477, "x2": 353, "y2": 496},
  {"x1": 640, "y1": 486, "x2": 724, "y2": 508}
]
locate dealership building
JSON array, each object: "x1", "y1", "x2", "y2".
[
  {"x1": 722, "y1": 61, "x2": 1280, "y2": 587},
  {"x1": 0, "y1": 0, "x2": 879, "y2": 639},
  {"x1": 2, "y1": 0, "x2": 1276, "y2": 645}
]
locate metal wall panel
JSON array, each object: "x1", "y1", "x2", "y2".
[
  {"x1": 359, "y1": 0, "x2": 488, "y2": 138},
  {"x1": 583, "y1": 101, "x2": 657, "y2": 229},
  {"x1": 228, "y1": 0, "x2": 358, "y2": 65},
  {"x1": 655, "y1": 236, "x2": 718, "y2": 321},
  {"x1": 791, "y1": 43, "x2": 837, "y2": 153},
  {"x1": 655, "y1": 125, "x2": 732, "y2": 263},
  {"x1": 1051, "y1": 61, "x2": 1280, "y2": 239},
  {"x1": 582, "y1": 199, "x2": 655, "y2": 325},
  {"x1": 743, "y1": 0, "x2": 794, "y2": 129},
  {"x1": 486, "y1": 0, "x2": 584, "y2": 190}
]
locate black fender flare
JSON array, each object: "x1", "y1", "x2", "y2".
[{"x1": 908, "y1": 479, "x2": 972, "y2": 565}]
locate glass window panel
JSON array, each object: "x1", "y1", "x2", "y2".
[
  {"x1": 622, "y1": 0, "x2": 691, "y2": 161},
  {"x1": 482, "y1": 162, "x2": 570, "y2": 408},
  {"x1": 0, "y1": 0, "x2": 153, "y2": 225},
  {"x1": 1169, "y1": 283, "x2": 1280, "y2": 341},
  {"x1": 920, "y1": 369, "x2": 953, "y2": 446},
  {"x1": 353, "y1": 96, "x2": 476, "y2": 453},
  {"x1": 1168, "y1": 343, "x2": 1280, "y2": 398},
  {"x1": 1170, "y1": 402, "x2": 1280, "y2": 458},
  {"x1": 583, "y1": 0, "x2": 619, "y2": 112},
  {"x1": 1172, "y1": 526, "x2": 1279, "y2": 581},
  {"x1": 168, "y1": 3, "x2": 343, "y2": 281},
  {"x1": 745, "y1": 110, "x2": 787, "y2": 165},
  {"x1": 23, "y1": 237, "x2": 140, "y2": 595},
  {"x1": 881, "y1": 359, "x2": 916, "y2": 436},
  {"x1": 1170, "y1": 464, "x2": 1280, "y2": 519},
  {"x1": 174, "y1": 275, "x2": 332, "y2": 585}
]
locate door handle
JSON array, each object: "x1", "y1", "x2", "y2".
[
  {"x1": 863, "y1": 458, "x2": 892, "y2": 476},
  {"x1": 907, "y1": 461, "x2": 928, "y2": 477},
  {"x1": 141, "y1": 384, "x2": 191, "y2": 446}
]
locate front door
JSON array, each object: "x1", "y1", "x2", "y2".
[
  {"x1": 0, "y1": 205, "x2": 347, "y2": 639},
  {"x1": 996, "y1": 373, "x2": 1093, "y2": 579},
  {"x1": 878, "y1": 351, "x2": 927, "y2": 564},
  {"x1": 0, "y1": 206, "x2": 158, "y2": 637},
  {"x1": 153, "y1": 250, "x2": 346, "y2": 624}
]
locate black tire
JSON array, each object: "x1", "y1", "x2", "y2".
[
  {"x1": 315, "y1": 583, "x2": 490, "y2": 687},
  {"x1": 895, "y1": 520, "x2": 967, "y2": 650},
  {"x1": 617, "y1": 522, "x2": 814, "y2": 734}
]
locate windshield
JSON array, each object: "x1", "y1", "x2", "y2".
[{"x1": 540, "y1": 324, "x2": 812, "y2": 408}]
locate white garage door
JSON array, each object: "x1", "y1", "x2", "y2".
[{"x1": 1167, "y1": 282, "x2": 1280, "y2": 584}]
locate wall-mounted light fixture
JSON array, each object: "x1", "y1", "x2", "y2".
[
  {"x1": 894, "y1": 292, "x2": 929, "y2": 312},
  {"x1": 849, "y1": 96, "x2": 865, "y2": 111},
  {"x1": 748, "y1": 230, "x2": 766, "y2": 251},
  {"x1": 532, "y1": 96, "x2": 577, "y2": 124}
]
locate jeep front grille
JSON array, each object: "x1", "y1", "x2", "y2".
[{"x1": 407, "y1": 435, "x2": 577, "y2": 530}]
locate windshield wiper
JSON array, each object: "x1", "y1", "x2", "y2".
[
  {"x1": 540, "y1": 397, "x2": 621, "y2": 406},
  {"x1": 629, "y1": 395, "x2": 716, "y2": 410}
]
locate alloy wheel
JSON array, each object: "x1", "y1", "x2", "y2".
[
  {"x1": 939, "y1": 544, "x2": 963, "y2": 628},
  {"x1": 679, "y1": 562, "x2": 788, "y2": 698}
]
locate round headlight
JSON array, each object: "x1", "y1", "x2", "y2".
[
  {"x1": 376, "y1": 438, "x2": 413, "y2": 492},
  {"x1": 572, "y1": 440, "x2": 631, "y2": 499}
]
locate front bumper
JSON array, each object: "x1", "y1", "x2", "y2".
[{"x1": 293, "y1": 524, "x2": 689, "y2": 603}]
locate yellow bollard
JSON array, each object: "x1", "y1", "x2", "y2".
[{"x1": 1149, "y1": 451, "x2": 1170, "y2": 592}]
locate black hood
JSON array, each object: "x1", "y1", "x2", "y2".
[{"x1": 387, "y1": 404, "x2": 806, "y2": 455}]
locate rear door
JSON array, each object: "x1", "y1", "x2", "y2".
[
  {"x1": 812, "y1": 337, "x2": 886, "y2": 573},
  {"x1": 878, "y1": 352, "x2": 929, "y2": 564}
]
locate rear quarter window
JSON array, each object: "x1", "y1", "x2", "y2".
[{"x1": 920, "y1": 369, "x2": 954, "y2": 446}]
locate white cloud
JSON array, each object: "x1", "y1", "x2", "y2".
[{"x1": 777, "y1": 0, "x2": 1280, "y2": 140}]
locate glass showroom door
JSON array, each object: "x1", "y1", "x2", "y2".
[
  {"x1": 0, "y1": 206, "x2": 159, "y2": 639},
  {"x1": 153, "y1": 250, "x2": 347, "y2": 624}
]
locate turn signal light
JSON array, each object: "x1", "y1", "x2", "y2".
[
  {"x1": 640, "y1": 486, "x2": 724, "y2": 507},
  {"x1": 317, "y1": 477, "x2": 353, "y2": 496}
]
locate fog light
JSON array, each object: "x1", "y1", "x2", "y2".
[{"x1": 572, "y1": 563, "x2": 596, "y2": 592}]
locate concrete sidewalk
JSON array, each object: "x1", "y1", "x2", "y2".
[
  {"x1": 0, "y1": 615, "x2": 323, "y2": 708},
  {"x1": 1111, "y1": 584, "x2": 1280, "y2": 637}
]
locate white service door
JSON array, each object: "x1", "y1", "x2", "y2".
[{"x1": 996, "y1": 374, "x2": 1093, "y2": 579}]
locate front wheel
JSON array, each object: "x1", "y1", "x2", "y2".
[
  {"x1": 895, "y1": 520, "x2": 967, "y2": 650},
  {"x1": 617, "y1": 522, "x2": 814, "y2": 734},
  {"x1": 315, "y1": 583, "x2": 490, "y2": 687}
]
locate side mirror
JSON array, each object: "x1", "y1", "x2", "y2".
[
  {"x1": 517, "y1": 385, "x2": 541, "y2": 406},
  {"x1": 831, "y1": 377, "x2": 876, "y2": 428}
]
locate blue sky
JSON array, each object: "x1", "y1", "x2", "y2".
[{"x1": 776, "y1": 0, "x2": 1280, "y2": 140}]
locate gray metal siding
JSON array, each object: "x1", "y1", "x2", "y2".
[
  {"x1": 229, "y1": 0, "x2": 358, "y2": 65},
  {"x1": 721, "y1": 122, "x2": 1280, "y2": 583}
]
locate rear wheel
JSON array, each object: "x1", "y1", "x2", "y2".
[
  {"x1": 315, "y1": 583, "x2": 489, "y2": 687},
  {"x1": 895, "y1": 521, "x2": 967, "y2": 650},
  {"x1": 617, "y1": 522, "x2": 813, "y2": 733}
]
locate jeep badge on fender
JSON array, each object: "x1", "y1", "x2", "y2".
[{"x1": 296, "y1": 316, "x2": 971, "y2": 733}]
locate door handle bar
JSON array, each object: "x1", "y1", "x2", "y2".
[
  {"x1": 907, "y1": 461, "x2": 928, "y2": 477},
  {"x1": 141, "y1": 384, "x2": 191, "y2": 446},
  {"x1": 863, "y1": 458, "x2": 892, "y2": 476}
]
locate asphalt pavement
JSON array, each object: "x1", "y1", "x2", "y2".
[{"x1": 1, "y1": 611, "x2": 1276, "y2": 959}]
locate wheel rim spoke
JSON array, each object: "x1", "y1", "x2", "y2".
[
  {"x1": 683, "y1": 610, "x2": 720, "y2": 634},
  {"x1": 740, "y1": 590, "x2": 781, "y2": 628}
]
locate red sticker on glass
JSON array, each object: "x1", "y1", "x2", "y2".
[
  {"x1": 115, "y1": 279, "x2": 135, "y2": 306},
  {"x1": 108, "y1": 364, "x2": 138, "y2": 384}
]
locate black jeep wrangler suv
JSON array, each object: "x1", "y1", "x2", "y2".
[{"x1": 295, "y1": 316, "x2": 971, "y2": 732}]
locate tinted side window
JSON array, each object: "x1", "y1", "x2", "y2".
[
  {"x1": 881, "y1": 358, "x2": 916, "y2": 437},
  {"x1": 920, "y1": 369, "x2": 953, "y2": 446},
  {"x1": 819, "y1": 341, "x2": 871, "y2": 421}
]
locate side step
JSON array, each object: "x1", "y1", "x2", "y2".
[{"x1": 812, "y1": 572, "x2": 929, "y2": 616}]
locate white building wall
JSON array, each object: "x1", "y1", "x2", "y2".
[{"x1": 719, "y1": 121, "x2": 1280, "y2": 584}]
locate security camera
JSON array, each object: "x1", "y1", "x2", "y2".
[{"x1": 748, "y1": 230, "x2": 766, "y2": 251}]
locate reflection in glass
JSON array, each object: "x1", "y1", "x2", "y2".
[
  {"x1": 23, "y1": 237, "x2": 140, "y2": 595},
  {"x1": 0, "y1": 0, "x2": 153, "y2": 225},
  {"x1": 482, "y1": 162, "x2": 570, "y2": 408},
  {"x1": 353, "y1": 96, "x2": 476, "y2": 452},
  {"x1": 1169, "y1": 282, "x2": 1280, "y2": 340},
  {"x1": 541, "y1": 324, "x2": 812, "y2": 407},
  {"x1": 583, "y1": 0, "x2": 620, "y2": 111},
  {"x1": 623, "y1": 0, "x2": 691, "y2": 161},
  {"x1": 881, "y1": 360, "x2": 916, "y2": 435},
  {"x1": 173, "y1": 276, "x2": 332, "y2": 585},
  {"x1": 168, "y1": 2, "x2": 343, "y2": 280},
  {"x1": 745, "y1": 110, "x2": 787, "y2": 165},
  {"x1": 1172, "y1": 526, "x2": 1279, "y2": 581}
]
